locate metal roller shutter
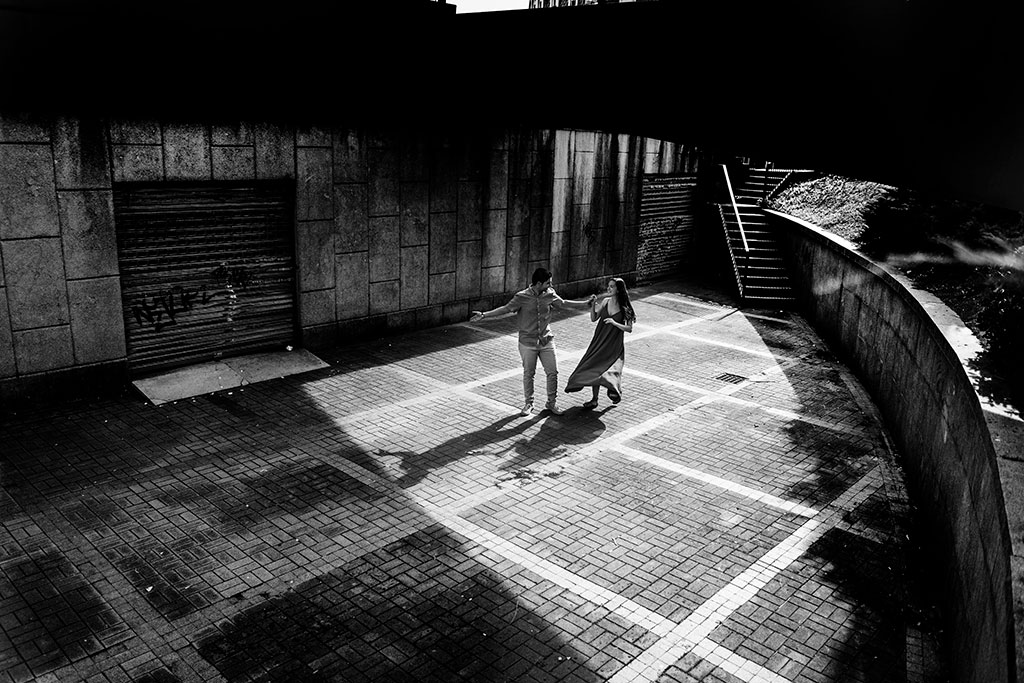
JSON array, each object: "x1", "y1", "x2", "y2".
[
  {"x1": 113, "y1": 181, "x2": 297, "y2": 376},
  {"x1": 637, "y1": 174, "x2": 698, "y2": 283}
]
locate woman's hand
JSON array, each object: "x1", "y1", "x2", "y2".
[
  {"x1": 470, "y1": 311, "x2": 484, "y2": 322},
  {"x1": 603, "y1": 318, "x2": 618, "y2": 327}
]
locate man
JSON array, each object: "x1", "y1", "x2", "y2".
[{"x1": 470, "y1": 268, "x2": 595, "y2": 416}]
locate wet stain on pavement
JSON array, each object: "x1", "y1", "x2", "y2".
[
  {"x1": 132, "y1": 667, "x2": 182, "y2": 683},
  {"x1": 158, "y1": 461, "x2": 383, "y2": 532},
  {"x1": 60, "y1": 495, "x2": 133, "y2": 531},
  {"x1": 0, "y1": 546, "x2": 126, "y2": 678},
  {"x1": 79, "y1": 462, "x2": 385, "y2": 621},
  {"x1": 107, "y1": 540, "x2": 205, "y2": 621}
]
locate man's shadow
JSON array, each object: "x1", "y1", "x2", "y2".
[
  {"x1": 498, "y1": 405, "x2": 612, "y2": 474},
  {"x1": 374, "y1": 405, "x2": 612, "y2": 489}
]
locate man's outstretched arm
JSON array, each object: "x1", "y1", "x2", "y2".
[
  {"x1": 470, "y1": 304, "x2": 513, "y2": 322},
  {"x1": 560, "y1": 294, "x2": 597, "y2": 309}
]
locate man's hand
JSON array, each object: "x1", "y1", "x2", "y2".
[{"x1": 470, "y1": 311, "x2": 484, "y2": 322}]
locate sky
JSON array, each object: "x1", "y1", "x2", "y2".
[{"x1": 453, "y1": 0, "x2": 530, "y2": 13}]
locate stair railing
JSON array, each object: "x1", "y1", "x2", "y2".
[
  {"x1": 721, "y1": 164, "x2": 749, "y2": 303},
  {"x1": 717, "y1": 204, "x2": 745, "y2": 301}
]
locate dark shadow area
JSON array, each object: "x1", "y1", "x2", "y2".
[
  {"x1": 695, "y1": 304, "x2": 952, "y2": 681},
  {"x1": 498, "y1": 407, "x2": 611, "y2": 475},
  {"x1": 0, "y1": 545, "x2": 129, "y2": 679},
  {"x1": 0, "y1": 278, "x2": 954, "y2": 682},
  {"x1": 705, "y1": 525, "x2": 922, "y2": 683},
  {"x1": 0, "y1": 316, "x2": 635, "y2": 682},
  {"x1": 194, "y1": 522, "x2": 640, "y2": 683},
  {"x1": 812, "y1": 527, "x2": 946, "y2": 683},
  {"x1": 790, "y1": 528, "x2": 919, "y2": 683},
  {"x1": 367, "y1": 408, "x2": 608, "y2": 490}
]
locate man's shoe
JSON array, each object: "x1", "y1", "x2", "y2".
[
  {"x1": 545, "y1": 403, "x2": 563, "y2": 416},
  {"x1": 520, "y1": 402, "x2": 534, "y2": 416}
]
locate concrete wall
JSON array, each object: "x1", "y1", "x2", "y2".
[
  {"x1": 0, "y1": 114, "x2": 127, "y2": 400},
  {"x1": 768, "y1": 210, "x2": 1014, "y2": 683},
  {"x1": 0, "y1": 113, "x2": 698, "y2": 402}
]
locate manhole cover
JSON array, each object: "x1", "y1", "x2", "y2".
[{"x1": 715, "y1": 373, "x2": 747, "y2": 384}]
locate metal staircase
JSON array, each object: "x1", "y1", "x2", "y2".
[{"x1": 718, "y1": 165, "x2": 798, "y2": 308}]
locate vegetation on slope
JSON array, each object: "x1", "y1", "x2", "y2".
[{"x1": 768, "y1": 174, "x2": 1024, "y2": 416}]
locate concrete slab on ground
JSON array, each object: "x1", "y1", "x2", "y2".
[{"x1": 131, "y1": 348, "x2": 329, "y2": 405}]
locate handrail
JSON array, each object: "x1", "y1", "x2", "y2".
[
  {"x1": 717, "y1": 204, "x2": 745, "y2": 298},
  {"x1": 721, "y1": 164, "x2": 749, "y2": 253},
  {"x1": 721, "y1": 164, "x2": 749, "y2": 304}
]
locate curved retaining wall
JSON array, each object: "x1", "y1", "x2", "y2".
[{"x1": 766, "y1": 210, "x2": 1015, "y2": 683}]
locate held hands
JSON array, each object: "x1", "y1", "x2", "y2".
[{"x1": 470, "y1": 311, "x2": 483, "y2": 322}]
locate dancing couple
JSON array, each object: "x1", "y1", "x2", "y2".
[{"x1": 470, "y1": 268, "x2": 635, "y2": 416}]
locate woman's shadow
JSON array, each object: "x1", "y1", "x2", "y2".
[{"x1": 376, "y1": 405, "x2": 612, "y2": 489}]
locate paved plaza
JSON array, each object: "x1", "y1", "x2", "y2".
[{"x1": 0, "y1": 280, "x2": 948, "y2": 683}]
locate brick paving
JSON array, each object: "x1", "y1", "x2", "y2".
[{"x1": 0, "y1": 280, "x2": 949, "y2": 683}]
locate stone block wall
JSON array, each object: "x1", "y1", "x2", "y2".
[
  {"x1": 0, "y1": 113, "x2": 698, "y2": 402},
  {"x1": 769, "y1": 210, "x2": 1014, "y2": 683},
  {"x1": 0, "y1": 114, "x2": 127, "y2": 400}
]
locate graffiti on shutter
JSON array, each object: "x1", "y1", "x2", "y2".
[{"x1": 113, "y1": 181, "x2": 297, "y2": 375}]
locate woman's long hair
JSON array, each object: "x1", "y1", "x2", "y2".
[{"x1": 611, "y1": 278, "x2": 636, "y2": 324}]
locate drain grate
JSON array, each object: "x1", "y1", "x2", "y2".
[{"x1": 715, "y1": 373, "x2": 747, "y2": 384}]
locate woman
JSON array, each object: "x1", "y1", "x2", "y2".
[{"x1": 565, "y1": 277, "x2": 636, "y2": 408}]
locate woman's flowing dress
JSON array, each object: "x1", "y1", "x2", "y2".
[{"x1": 565, "y1": 305, "x2": 625, "y2": 401}]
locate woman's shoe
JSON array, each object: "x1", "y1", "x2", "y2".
[
  {"x1": 607, "y1": 390, "x2": 621, "y2": 404},
  {"x1": 582, "y1": 399, "x2": 598, "y2": 410}
]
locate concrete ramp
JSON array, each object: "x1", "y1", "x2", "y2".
[{"x1": 132, "y1": 348, "x2": 330, "y2": 405}]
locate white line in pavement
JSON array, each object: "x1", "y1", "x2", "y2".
[
  {"x1": 644, "y1": 293, "x2": 735, "y2": 313},
  {"x1": 759, "y1": 406, "x2": 869, "y2": 436},
  {"x1": 308, "y1": 293, "x2": 890, "y2": 683},
  {"x1": 607, "y1": 466, "x2": 882, "y2": 683},
  {"x1": 624, "y1": 368, "x2": 712, "y2": 397},
  {"x1": 413, "y1": 464, "x2": 880, "y2": 683},
  {"x1": 461, "y1": 305, "x2": 728, "y2": 346},
  {"x1": 661, "y1": 330, "x2": 796, "y2": 360},
  {"x1": 613, "y1": 444, "x2": 818, "y2": 518},
  {"x1": 624, "y1": 366, "x2": 870, "y2": 437},
  {"x1": 437, "y1": 514, "x2": 678, "y2": 637},
  {"x1": 574, "y1": 410, "x2": 684, "y2": 458},
  {"x1": 605, "y1": 516, "x2": 822, "y2": 683},
  {"x1": 643, "y1": 294, "x2": 795, "y2": 326},
  {"x1": 627, "y1": 364, "x2": 788, "y2": 400},
  {"x1": 742, "y1": 311, "x2": 796, "y2": 324},
  {"x1": 430, "y1": 386, "x2": 823, "y2": 523},
  {"x1": 325, "y1": 366, "x2": 521, "y2": 427},
  {"x1": 327, "y1": 306, "x2": 740, "y2": 427},
  {"x1": 691, "y1": 640, "x2": 794, "y2": 683},
  {"x1": 626, "y1": 312, "x2": 727, "y2": 342},
  {"x1": 323, "y1": 369, "x2": 881, "y2": 683},
  {"x1": 328, "y1": 296, "x2": 803, "y2": 436}
]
